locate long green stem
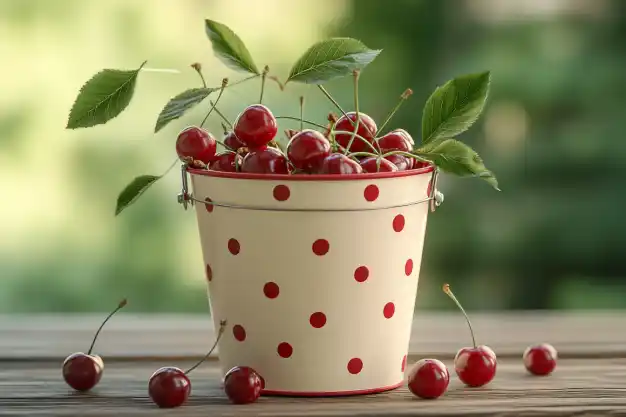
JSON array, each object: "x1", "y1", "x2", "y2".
[
  {"x1": 443, "y1": 284, "x2": 476, "y2": 349},
  {"x1": 209, "y1": 100, "x2": 233, "y2": 129},
  {"x1": 333, "y1": 130, "x2": 379, "y2": 153},
  {"x1": 200, "y1": 79, "x2": 228, "y2": 128},
  {"x1": 384, "y1": 150, "x2": 429, "y2": 162},
  {"x1": 190, "y1": 63, "x2": 206, "y2": 88},
  {"x1": 275, "y1": 116, "x2": 327, "y2": 129},
  {"x1": 299, "y1": 96, "x2": 305, "y2": 131},
  {"x1": 259, "y1": 66, "x2": 269, "y2": 104},
  {"x1": 317, "y1": 85, "x2": 349, "y2": 120},
  {"x1": 344, "y1": 70, "x2": 363, "y2": 155},
  {"x1": 185, "y1": 320, "x2": 227, "y2": 374},
  {"x1": 378, "y1": 88, "x2": 413, "y2": 134},
  {"x1": 87, "y1": 299, "x2": 127, "y2": 355}
]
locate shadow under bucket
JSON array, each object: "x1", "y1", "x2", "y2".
[{"x1": 183, "y1": 165, "x2": 440, "y2": 396}]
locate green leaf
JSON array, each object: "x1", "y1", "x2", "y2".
[
  {"x1": 287, "y1": 38, "x2": 382, "y2": 84},
  {"x1": 416, "y1": 139, "x2": 499, "y2": 190},
  {"x1": 115, "y1": 175, "x2": 160, "y2": 216},
  {"x1": 67, "y1": 61, "x2": 146, "y2": 129},
  {"x1": 205, "y1": 19, "x2": 259, "y2": 74},
  {"x1": 154, "y1": 88, "x2": 217, "y2": 133},
  {"x1": 421, "y1": 71, "x2": 491, "y2": 145}
]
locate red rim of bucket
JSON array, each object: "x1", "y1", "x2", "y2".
[
  {"x1": 187, "y1": 165, "x2": 434, "y2": 181},
  {"x1": 261, "y1": 381, "x2": 403, "y2": 397}
]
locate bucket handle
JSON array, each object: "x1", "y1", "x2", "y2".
[{"x1": 177, "y1": 164, "x2": 444, "y2": 213}]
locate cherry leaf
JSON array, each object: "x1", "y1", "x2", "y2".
[
  {"x1": 416, "y1": 139, "x2": 499, "y2": 190},
  {"x1": 421, "y1": 71, "x2": 491, "y2": 145},
  {"x1": 287, "y1": 38, "x2": 381, "y2": 84},
  {"x1": 115, "y1": 175, "x2": 161, "y2": 216},
  {"x1": 154, "y1": 87, "x2": 217, "y2": 133},
  {"x1": 205, "y1": 19, "x2": 259, "y2": 75},
  {"x1": 66, "y1": 61, "x2": 147, "y2": 129}
]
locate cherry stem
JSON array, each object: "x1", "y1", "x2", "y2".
[
  {"x1": 208, "y1": 100, "x2": 233, "y2": 129},
  {"x1": 317, "y1": 85, "x2": 349, "y2": 121},
  {"x1": 443, "y1": 284, "x2": 476, "y2": 349},
  {"x1": 275, "y1": 116, "x2": 327, "y2": 130},
  {"x1": 190, "y1": 63, "x2": 206, "y2": 88},
  {"x1": 333, "y1": 130, "x2": 379, "y2": 154},
  {"x1": 348, "y1": 151, "x2": 378, "y2": 159},
  {"x1": 377, "y1": 89, "x2": 413, "y2": 134},
  {"x1": 299, "y1": 96, "x2": 305, "y2": 131},
  {"x1": 87, "y1": 299, "x2": 127, "y2": 355},
  {"x1": 382, "y1": 150, "x2": 429, "y2": 162},
  {"x1": 344, "y1": 70, "x2": 363, "y2": 155},
  {"x1": 259, "y1": 66, "x2": 269, "y2": 104},
  {"x1": 185, "y1": 320, "x2": 227, "y2": 374},
  {"x1": 200, "y1": 79, "x2": 228, "y2": 128}
]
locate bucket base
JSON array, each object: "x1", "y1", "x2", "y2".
[{"x1": 261, "y1": 381, "x2": 404, "y2": 397}]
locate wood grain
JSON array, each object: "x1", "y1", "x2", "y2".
[
  {"x1": 2, "y1": 359, "x2": 626, "y2": 416},
  {"x1": 1, "y1": 311, "x2": 625, "y2": 360}
]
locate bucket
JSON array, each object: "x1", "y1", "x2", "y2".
[{"x1": 181, "y1": 164, "x2": 441, "y2": 396}]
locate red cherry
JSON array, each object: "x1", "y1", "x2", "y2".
[
  {"x1": 286, "y1": 129, "x2": 331, "y2": 172},
  {"x1": 375, "y1": 129, "x2": 414, "y2": 153},
  {"x1": 209, "y1": 151, "x2": 243, "y2": 172},
  {"x1": 385, "y1": 154, "x2": 413, "y2": 171},
  {"x1": 176, "y1": 126, "x2": 217, "y2": 164},
  {"x1": 334, "y1": 112, "x2": 377, "y2": 153},
  {"x1": 454, "y1": 346, "x2": 497, "y2": 387},
  {"x1": 407, "y1": 358, "x2": 450, "y2": 399},
  {"x1": 148, "y1": 367, "x2": 191, "y2": 408},
  {"x1": 413, "y1": 160, "x2": 432, "y2": 170},
  {"x1": 62, "y1": 353, "x2": 103, "y2": 392},
  {"x1": 242, "y1": 147, "x2": 289, "y2": 174},
  {"x1": 62, "y1": 299, "x2": 126, "y2": 392},
  {"x1": 224, "y1": 131, "x2": 245, "y2": 152},
  {"x1": 360, "y1": 156, "x2": 399, "y2": 173},
  {"x1": 443, "y1": 284, "x2": 497, "y2": 387},
  {"x1": 234, "y1": 104, "x2": 278, "y2": 149},
  {"x1": 318, "y1": 153, "x2": 363, "y2": 174},
  {"x1": 223, "y1": 366, "x2": 264, "y2": 405},
  {"x1": 523, "y1": 343, "x2": 557, "y2": 376}
]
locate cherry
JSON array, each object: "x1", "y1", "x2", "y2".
[
  {"x1": 224, "y1": 131, "x2": 245, "y2": 152},
  {"x1": 407, "y1": 358, "x2": 450, "y2": 399},
  {"x1": 148, "y1": 320, "x2": 226, "y2": 408},
  {"x1": 209, "y1": 151, "x2": 243, "y2": 172},
  {"x1": 385, "y1": 154, "x2": 413, "y2": 171},
  {"x1": 413, "y1": 160, "x2": 432, "y2": 170},
  {"x1": 375, "y1": 129, "x2": 414, "y2": 154},
  {"x1": 443, "y1": 284, "x2": 497, "y2": 387},
  {"x1": 62, "y1": 299, "x2": 127, "y2": 392},
  {"x1": 241, "y1": 147, "x2": 289, "y2": 174},
  {"x1": 334, "y1": 112, "x2": 377, "y2": 153},
  {"x1": 523, "y1": 343, "x2": 557, "y2": 376},
  {"x1": 360, "y1": 156, "x2": 399, "y2": 173},
  {"x1": 176, "y1": 126, "x2": 217, "y2": 164},
  {"x1": 286, "y1": 129, "x2": 331, "y2": 172},
  {"x1": 234, "y1": 104, "x2": 278, "y2": 149},
  {"x1": 317, "y1": 153, "x2": 363, "y2": 175},
  {"x1": 223, "y1": 366, "x2": 264, "y2": 405}
]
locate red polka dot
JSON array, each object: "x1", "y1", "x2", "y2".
[
  {"x1": 354, "y1": 266, "x2": 369, "y2": 283},
  {"x1": 273, "y1": 184, "x2": 290, "y2": 201},
  {"x1": 392, "y1": 214, "x2": 405, "y2": 232},
  {"x1": 205, "y1": 264, "x2": 212, "y2": 282},
  {"x1": 427, "y1": 180, "x2": 433, "y2": 197},
  {"x1": 364, "y1": 184, "x2": 379, "y2": 202},
  {"x1": 383, "y1": 302, "x2": 395, "y2": 319},
  {"x1": 312, "y1": 239, "x2": 330, "y2": 256},
  {"x1": 277, "y1": 342, "x2": 293, "y2": 358},
  {"x1": 405, "y1": 259, "x2": 413, "y2": 276},
  {"x1": 347, "y1": 358, "x2": 363, "y2": 374},
  {"x1": 309, "y1": 312, "x2": 327, "y2": 328},
  {"x1": 204, "y1": 197, "x2": 214, "y2": 213},
  {"x1": 233, "y1": 325, "x2": 246, "y2": 341},
  {"x1": 228, "y1": 238, "x2": 240, "y2": 255},
  {"x1": 401, "y1": 355, "x2": 407, "y2": 372},
  {"x1": 263, "y1": 282, "x2": 280, "y2": 299}
]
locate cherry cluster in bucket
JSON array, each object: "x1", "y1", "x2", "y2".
[
  {"x1": 177, "y1": 101, "x2": 430, "y2": 176},
  {"x1": 407, "y1": 284, "x2": 558, "y2": 400}
]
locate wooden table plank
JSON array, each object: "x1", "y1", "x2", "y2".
[
  {"x1": 2, "y1": 359, "x2": 626, "y2": 416},
  {"x1": 1, "y1": 312, "x2": 625, "y2": 360}
]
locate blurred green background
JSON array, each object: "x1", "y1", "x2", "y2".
[{"x1": 2, "y1": 0, "x2": 625, "y2": 313}]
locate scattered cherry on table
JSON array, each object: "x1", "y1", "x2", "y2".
[
  {"x1": 443, "y1": 283, "x2": 497, "y2": 387},
  {"x1": 62, "y1": 299, "x2": 127, "y2": 392},
  {"x1": 523, "y1": 343, "x2": 557, "y2": 376},
  {"x1": 223, "y1": 365, "x2": 264, "y2": 405},
  {"x1": 148, "y1": 320, "x2": 227, "y2": 408},
  {"x1": 407, "y1": 358, "x2": 450, "y2": 399}
]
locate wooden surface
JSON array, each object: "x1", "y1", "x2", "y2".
[{"x1": 2, "y1": 312, "x2": 626, "y2": 416}]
